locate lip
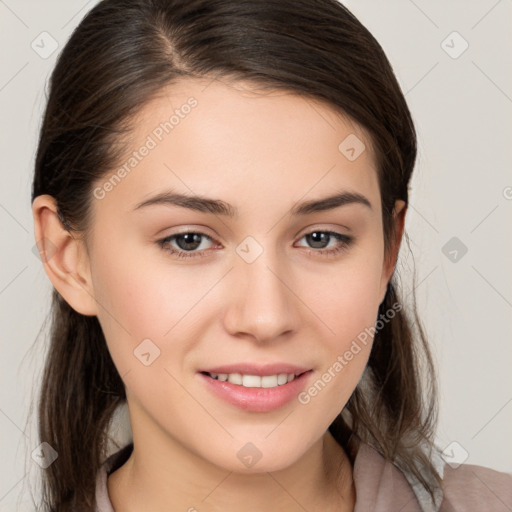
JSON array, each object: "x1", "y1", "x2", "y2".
[
  {"x1": 197, "y1": 363, "x2": 312, "y2": 376},
  {"x1": 197, "y1": 368, "x2": 313, "y2": 412}
]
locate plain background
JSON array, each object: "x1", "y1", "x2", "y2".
[{"x1": 1, "y1": 0, "x2": 511, "y2": 509}]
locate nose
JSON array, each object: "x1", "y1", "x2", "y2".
[{"x1": 223, "y1": 247, "x2": 301, "y2": 344}]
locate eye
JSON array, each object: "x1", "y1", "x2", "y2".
[
  {"x1": 295, "y1": 230, "x2": 353, "y2": 258},
  {"x1": 157, "y1": 229, "x2": 353, "y2": 260},
  {"x1": 158, "y1": 231, "x2": 216, "y2": 259}
]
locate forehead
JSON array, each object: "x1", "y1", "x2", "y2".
[
  {"x1": 130, "y1": 77, "x2": 374, "y2": 154},
  {"x1": 93, "y1": 77, "x2": 380, "y2": 219}
]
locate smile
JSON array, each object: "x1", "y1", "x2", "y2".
[{"x1": 203, "y1": 371, "x2": 301, "y2": 388}]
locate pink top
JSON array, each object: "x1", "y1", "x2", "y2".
[{"x1": 94, "y1": 440, "x2": 512, "y2": 511}]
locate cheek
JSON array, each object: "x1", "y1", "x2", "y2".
[
  {"x1": 306, "y1": 252, "x2": 384, "y2": 347},
  {"x1": 90, "y1": 242, "x2": 221, "y2": 374},
  {"x1": 295, "y1": 270, "x2": 379, "y2": 428},
  {"x1": 299, "y1": 248, "x2": 383, "y2": 400}
]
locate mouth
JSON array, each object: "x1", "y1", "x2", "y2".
[
  {"x1": 199, "y1": 370, "x2": 309, "y2": 389},
  {"x1": 197, "y1": 366, "x2": 314, "y2": 412}
]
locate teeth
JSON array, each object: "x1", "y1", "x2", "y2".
[{"x1": 207, "y1": 372, "x2": 298, "y2": 388}]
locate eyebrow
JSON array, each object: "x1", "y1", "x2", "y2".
[{"x1": 133, "y1": 189, "x2": 372, "y2": 216}]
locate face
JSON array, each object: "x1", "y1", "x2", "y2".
[{"x1": 84, "y1": 77, "x2": 400, "y2": 473}]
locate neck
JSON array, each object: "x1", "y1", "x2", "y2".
[{"x1": 108, "y1": 428, "x2": 355, "y2": 512}]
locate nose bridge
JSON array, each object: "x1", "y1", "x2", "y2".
[{"x1": 224, "y1": 237, "x2": 299, "y2": 342}]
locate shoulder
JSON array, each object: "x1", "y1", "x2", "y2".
[
  {"x1": 352, "y1": 442, "x2": 427, "y2": 511},
  {"x1": 440, "y1": 462, "x2": 512, "y2": 511},
  {"x1": 94, "y1": 442, "x2": 133, "y2": 512},
  {"x1": 352, "y1": 441, "x2": 512, "y2": 512}
]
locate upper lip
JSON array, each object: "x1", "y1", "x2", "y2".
[{"x1": 199, "y1": 363, "x2": 312, "y2": 377}]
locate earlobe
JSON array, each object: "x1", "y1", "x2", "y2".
[{"x1": 32, "y1": 194, "x2": 98, "y2": 316}]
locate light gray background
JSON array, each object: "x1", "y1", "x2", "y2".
[{"x1": 1, "y1": 0, "x2": 511, "y2": 509}]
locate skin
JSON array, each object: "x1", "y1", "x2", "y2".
[{"x1": 32, "y1": 77, "x2": 406, "y2": 511}]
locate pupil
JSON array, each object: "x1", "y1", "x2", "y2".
[
  {"x1": 308, "y1": 232, "x2": 328, "y2": 248},
  {"x1": 178, "y1": 233, "x2": 201, "y2": 250}
]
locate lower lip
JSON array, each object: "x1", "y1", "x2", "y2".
[{"x1": 197, "y1": 371, "x2": 313, "y2": 412}]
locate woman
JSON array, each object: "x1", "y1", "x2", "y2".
[{"x1": 31, "y1": 0, "x2": 512, "y2": 511}]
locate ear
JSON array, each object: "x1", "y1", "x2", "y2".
[
  {"x1": 32, "y1": 194, "x2": 98, "y2": 316},
  {"x1": 378, "y1": 199, "x2": 407, "y2": 305}
]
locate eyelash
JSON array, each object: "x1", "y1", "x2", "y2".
[{"x1": 157, "y1": 230, "x2": 353, "y2": 260}]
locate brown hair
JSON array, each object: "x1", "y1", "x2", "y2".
[{"x1": 30, "y1": 0, "x2": 441, "y2": 509}]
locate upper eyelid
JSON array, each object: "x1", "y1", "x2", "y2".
[
  {"x1": 158, "y1": 231, "x2": 219, "y2": 255},
  {"x1": 157, "y1": 227, "x2": 214, "y2": 242}
]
